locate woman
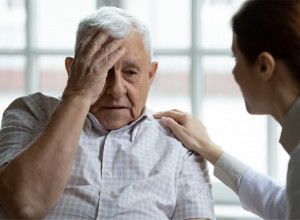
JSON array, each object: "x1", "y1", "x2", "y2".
[{"x1": 154, "y1": 0, "x2": 300, "y2": 219}]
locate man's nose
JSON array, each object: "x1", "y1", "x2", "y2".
[{"x1": 106, "y1": 70, "x2": 127, "y2": 98}]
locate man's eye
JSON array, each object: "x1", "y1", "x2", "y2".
[{"x1": 127, "y1": 70, "x2": 137, "y2": 75}]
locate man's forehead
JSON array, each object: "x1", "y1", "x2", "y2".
[
  {"x1": 122, "y1": 60, "x2": 139, "y2": 67},
  {"x1": 115, "y1": 31, "x2": 150, "y2": 64},
  {"x1": 114, "y1": 58, "x2": 142, "y2": 70}
]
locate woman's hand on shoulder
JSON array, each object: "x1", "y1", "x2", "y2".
[{"x1": 153, "y1": 109, "x2": 224, "y2": 165}]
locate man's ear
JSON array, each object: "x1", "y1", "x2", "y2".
[
  {"x1": 149, "y1": 62, "x2": 158, "y2": 84},
  {"x1": 255, "y1": 52, "x2": 275, "y2": 81},
  {"x1": 65, "y1": 57, "x2": 74, "y2": 76}
]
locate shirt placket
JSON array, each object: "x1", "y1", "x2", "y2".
[{"x1": 96, "y1": 130, "x2": 118, "y2": 219}]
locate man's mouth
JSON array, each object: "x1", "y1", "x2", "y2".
[{"x1": 103, "y1": 106, "x2": 128, "y2": 110}]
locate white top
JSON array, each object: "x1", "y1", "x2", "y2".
[
  {"x1": 0, "y1": 93, "x2": 215, "y2": 220},
  {"x1": 214, "y1": 97, "x2": 300, "y2": 220},
  {"x1": 215, "y1": 153, "x2": 286, "y2": 219}
]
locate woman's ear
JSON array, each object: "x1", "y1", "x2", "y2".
[
  {"x1": 65, "y1": 57, "x2": 73, "y2": 76},
  {"x1": 256, "y1": 52, "x2": 275, "y2": 81}
]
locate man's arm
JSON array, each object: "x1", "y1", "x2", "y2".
[
  {"x1": 0, "y1": 27, "x2": 125, "y2": 219},
  {"x1": 172, "y1": 152, "x2": 215, "y2": 220},
  {"x1": 0, "y1": 97, "x2": 90, "y2": 219},
  {"x1": 186, "y1": 218, "x2": 211, "y2": 220}
]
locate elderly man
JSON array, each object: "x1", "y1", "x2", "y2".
[{"x1": 0, "y1": 7, "x2": 214, "y2": 220}]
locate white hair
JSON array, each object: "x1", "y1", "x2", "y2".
[{"x1": 75, "y1": 6, "x2": 153, "y2": 60}]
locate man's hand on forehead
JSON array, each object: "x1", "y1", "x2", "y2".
[{"x1": 62, "y1": 26, "x2": 126, "y2": 105}]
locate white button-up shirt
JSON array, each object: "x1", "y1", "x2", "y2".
[
  {"x1": 214, "y1": 97, "x2": 300, "y2": 220},
  {"x1": 0, "y1": 92, "x2": 215, "y2": 220}
]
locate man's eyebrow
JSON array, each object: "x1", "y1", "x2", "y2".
[{"x1": 122, "y1": 60, "x2": 141, "y2": 70}]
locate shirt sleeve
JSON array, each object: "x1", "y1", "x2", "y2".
[
  {"x1": 214, "y1": 152, "x2": 286, "y2": 219},
  {"x1": 214, "y1": 152, "x2": 250, "y2": 194},
  {"x1": 239, "y1": 169, "x2": 286, "y2": 219},
  {"x1": 0, "y1": 93, "x2": 57, "y2": 166},
  {"x1": 172, "y1": 151, "x2": 215, "y2": 220},
  {"x1": 286, "y1": 145, "x2": 300, "y2": 219}
]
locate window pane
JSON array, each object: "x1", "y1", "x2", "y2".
[
  {"x1": 39, "y1": 56, "x2": 68, "y2": 96},
  {"x1": 0, "y1": 56, "x2": 26, "y2": 122},
  {"x1": 200, "y1": 0, "x2": 244, "y2": 49},
  {"x1": 147, "y1": 56, "x2": 191, "y2": 112},
  {"x1": 125, "y1": 0, "x2": 191, "y2": 49},
  {"x1": 36, "y1": 0, "x2": 96, "y2": 49},
  {"x1": 0, "y1": 0, "x2": 26, "y2": 49},
  {"x1": 202, "y1": 56, "x2": 267, "y2": 174},
  {"x1": 203, "y1": 56, "x2": 238, "y2": 96},
  {"x1": 204, "y1": 97, "x2": 268, "y2": 173}
]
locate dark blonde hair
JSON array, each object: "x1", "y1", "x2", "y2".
[{"x1": 232, "y1": 0, "x2": 300, "y2": 83}]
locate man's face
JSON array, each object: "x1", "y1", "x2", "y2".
[{"x1": 90, "y1": 31, "x2": 158, "y2": 130}]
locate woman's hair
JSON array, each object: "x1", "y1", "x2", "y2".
[
  {"x1": 75, "y1": 6, "x2": 152, "y2": 60},
  {"x1": 232, "y1": 0, "x2": 300, "y2": 82}
]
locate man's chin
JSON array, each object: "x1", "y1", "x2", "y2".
[
  {"x1": 102, "y1": 121, "x2": 129, "y2": 131},
  {"x1": 91, "y1": 110, "x2": 137, "y2": 131},
  {"x1": 97, "y1": 114, "x2": 133, "y2": 131}
]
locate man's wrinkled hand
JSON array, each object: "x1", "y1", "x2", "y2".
[{"x1": 62, "y1": 26, "x2": 126, "y2": 105}]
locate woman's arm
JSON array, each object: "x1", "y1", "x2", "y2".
[{"x1": 154, "y1": 109, "x2": 287, "y2": 220}]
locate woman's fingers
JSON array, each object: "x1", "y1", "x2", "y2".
[
  {"x1": 153, "y1": 110, "x2": 186, "y2": 124},
  {"x1": 155, "y1": 110, "x2": 224, "y2": 165},
  {"x1": 161, "y1": 117, "x2": 182, "y2": 132},
  {"x1": 155, "y1": 109, "x2": 184, "y2": 116},
  {"x1": 161, "y1": 116, "x2": 190, "y2": 145}
]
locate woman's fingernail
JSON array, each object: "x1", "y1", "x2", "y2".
[{"x1": 161, "y1": 117, "x2": 168, "y2": 124}]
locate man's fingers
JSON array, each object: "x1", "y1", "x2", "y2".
[
  {"x1": 75, "y1": 26, "x2": 100, "y2": 57},
  {"x1": 93, "y1": 38, "x2": 125, "y2": 63},
  {"x1": 98, "y1": 46, "x2": 126, "y2": 71},
  {"x1": 80, "y1": 31, "x2": 111, "y2": 59}
]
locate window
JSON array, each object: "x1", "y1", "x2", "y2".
[
  {"x1": 0, "y1": 0, "x2": 289, "y2": 219},
  {"x1": 0, "y1": 0, "x2": 97, "y2": 121}
]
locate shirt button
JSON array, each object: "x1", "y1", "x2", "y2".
[
  {"x1": 105, "y1": 191, "x2": 111, "y2": 196},
  {"x1": 110, "y1": 132, "x2": 114, "y2": 138},
  {"x1": 105, "y1": 171, "x2": 111, "y2": 176}
]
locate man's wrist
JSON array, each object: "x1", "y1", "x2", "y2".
[{"x1": 60, "y1": 95, "x2": 91, "y2": 114}]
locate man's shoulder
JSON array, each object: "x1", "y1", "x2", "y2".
[
  {"x1": 144, "y1": 109, "x2": 176, "y2": 136},
  {"x1": 143, "y1": 108, "x2": 189, "y2": 153},
  {"x1": 4, "y1": 92, "x2": 60, "y2": 123},
  {"x1": 23, "y1": 92, "x2": 59, "y2": 102},
  {"x1": 8, "y1": 92, "x2": 59, "y2": 109}
]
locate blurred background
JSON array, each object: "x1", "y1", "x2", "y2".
[{"x1": 0, "y1": 0, "x2": 289, "y2": 219}]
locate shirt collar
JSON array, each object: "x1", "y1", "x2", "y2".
[
  {"x1": 83, "y1": 107, "x2": 152, "y2": 142},
  {"x1": 280, "y1": 97, "x2": 300, "y2": 154}
]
